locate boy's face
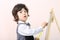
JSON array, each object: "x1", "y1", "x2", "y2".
[{"x1": 17, "y1": 8, "x2": 28, "y2": 22}]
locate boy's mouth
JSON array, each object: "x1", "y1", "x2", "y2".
[{"x1": 24, "y1": 15, "x2": 26, "y2": 18}]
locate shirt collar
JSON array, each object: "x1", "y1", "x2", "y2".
[
  {"x1": 18, "y1": 21, "x2": 26, "y2": 24},
  {"x1": 18, "y1": 20, "x2": 30, "y2": 26}
]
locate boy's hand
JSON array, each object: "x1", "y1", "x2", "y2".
[{"x1": 41, "y1": 22, "x2": 48, "y2": 28}]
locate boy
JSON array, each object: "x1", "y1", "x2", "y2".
[{"x1": 12, "y1": 3, "x2": 48, "y2": 40}]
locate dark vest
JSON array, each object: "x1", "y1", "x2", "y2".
[{"x1": 16, "y1": 23, "x2": 34, "y2": 40}]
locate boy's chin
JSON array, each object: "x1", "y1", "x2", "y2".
[{"x1": 22, "y1": 20, "x2": 27, "y2": 22}]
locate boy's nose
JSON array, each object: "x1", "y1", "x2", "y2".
[
  {"x1": 23, "y1": 13, "x2": 26, "y2": 15},
  {"x1": 22, "y1": 11, "x2": 26, "y2": 15}
]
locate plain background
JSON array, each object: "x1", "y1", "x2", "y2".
[{"x1": 0, "y1": 0, "x2": 60, "y2": 40}]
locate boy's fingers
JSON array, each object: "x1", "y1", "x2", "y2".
[{"x1": 46, "y1": 23, "x2": 48, "y2": 26}]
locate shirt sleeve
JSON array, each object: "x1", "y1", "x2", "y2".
[{"x1": 18, "y1": 24, "x2": 43, "y2": 36}]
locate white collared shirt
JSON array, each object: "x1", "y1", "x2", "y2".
[{"x1": 17, "y1": 21, "x2": 43, "y2": 36}]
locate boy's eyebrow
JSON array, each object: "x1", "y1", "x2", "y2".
[{"x1": 24, "y1": 10, "x2": 27, "y2": 12}]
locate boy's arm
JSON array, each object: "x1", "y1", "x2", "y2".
[{"x1": 18, "y1": 24, "x2": 43, "y2": 36}]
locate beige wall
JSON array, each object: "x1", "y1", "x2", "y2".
[{"x1": 0, "y1": 0, "x2": 60, "y2": 40}]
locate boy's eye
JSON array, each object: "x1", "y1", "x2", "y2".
[{"x1": 20, "y1": 11, "x2": 22, "y2": 13}]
